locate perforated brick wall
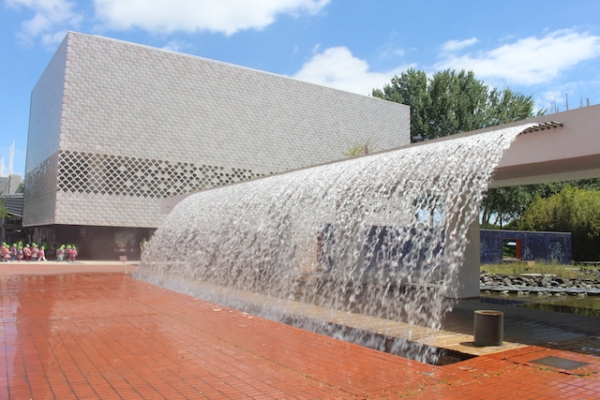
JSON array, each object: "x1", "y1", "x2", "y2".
[
  {"x1": 24, "y1": 32, "x2": 410, "y2": 228},
  {"x1": 58, "y1": 150, "x2": 264, "y2": 198}
]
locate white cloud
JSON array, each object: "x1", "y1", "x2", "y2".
[
  {"x1": 41, "y1": 29, "x2": 69, "y2": 45},
  {"x1": 441, "y1": 37, "x2": 478, "y2": 53},
  {"x1": 436, "y1": 30, "x2": 600, "y2": 85},
  {"x1": 377, "y1": 43, "x2": 405, "y2": 58},
  {"x1": 7, "y1": 0, "x2": 82, "y2": 45},
  {"x1": 93, "y1": 0, "x2": 329, "y2": 35},
  {"x1": 293, "y1": 46, "x2": 412, "y2": 95},
  {"x1": 162, "y1": 40, "x2": 190, "y2": 53}
]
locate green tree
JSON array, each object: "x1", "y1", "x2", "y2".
[
  {"x1": 373, "y1": 68, "x2": 536, "y2": 140},
  {"x1": 486, "y1": 88, "x2": 539, "y2": 126},
  {"x1": 373, "y1": 69, "x2": 429, "y2": 139},
  {"x1": 0, "y1": 199, "x2": 8, "y2": 220},
  {"x1": 480, "y1": 186, "x2": 532, "y2": 229},
  {"x1": 517, "y1": 186, "x2": 600, "y2": 261},
  {"x1": 483, "y1": 180, "x2": 600, "y2": 230},
  {"x1": 482, "y1": 182, "x2": 571, "y2": 229}
]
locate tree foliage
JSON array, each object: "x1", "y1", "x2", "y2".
[
  {"x1": 517, "y1": 186, "x2": 600, "y2": 261},
  {"x1": 0, "y1": 200, "x2": 8, "y2": 220},
  {"x1": 480, "y1": 186, "x2": 532, "y2": 229},
  {"x1": 482, "y1": 179, "x2": 600, "y2": 229},
  {"x1": 372, "y1": 68, "x2": 536, "y2": 140}
]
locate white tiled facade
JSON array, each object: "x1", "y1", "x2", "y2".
[{"x1": 25, "y1": 32, "x2": 410, "y2": 229}]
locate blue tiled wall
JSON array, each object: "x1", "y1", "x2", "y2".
[{"x1": 480, "y1": 229, "x2": 572, "y2": 264}]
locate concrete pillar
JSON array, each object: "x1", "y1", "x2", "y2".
[{"x1": 449, "y1": 219, "x2": 481, "y2": 299}]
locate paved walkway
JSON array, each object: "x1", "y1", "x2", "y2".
[
  {"x1": 0, "y1": 265, "x2": 599, "y2": 399},
  {"x1": 0, "y1": 260, "x2": 138, "y2": 276}
]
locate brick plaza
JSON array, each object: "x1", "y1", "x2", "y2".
[{"x1": 1, "y1": 265, "x2": 599, "y2": 399}]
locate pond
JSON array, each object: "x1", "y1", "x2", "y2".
[{"x1": 481, "y1": 293, "x2": 600, "y2": 317}]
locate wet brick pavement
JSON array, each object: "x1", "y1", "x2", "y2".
[{"x1": 0, "y1": 267, "x2": 599, "y2": 399}]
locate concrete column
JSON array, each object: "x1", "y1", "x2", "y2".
[{"x1": 449, "y1": 219, "x2": 481, "y2": 299}]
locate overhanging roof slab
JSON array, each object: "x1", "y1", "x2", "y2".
[{"x1": 485, "y1": 105, "x2": 600, "y2": 187}]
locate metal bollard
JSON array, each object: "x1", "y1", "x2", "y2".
[{"x1": 473, "y1": 310, "x2": 504, "y2": 347}]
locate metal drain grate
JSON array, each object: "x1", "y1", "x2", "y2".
[{"x1": 531, "y1": 356, "x2": 589, "y2": 370}]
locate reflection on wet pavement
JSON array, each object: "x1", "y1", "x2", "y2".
[{"x1": 0, "y1": 272, "x2": 599, "y2": 399}]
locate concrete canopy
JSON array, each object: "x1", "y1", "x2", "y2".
[
  {"x1": 474, "y1": 105, "x2": 600, "y2": 187},
  {"x1": 403, "y1": 104, "x2": 600, "y2": 188}
]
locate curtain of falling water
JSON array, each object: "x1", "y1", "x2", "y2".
[{"x1": 135, "y1": 125, "x2": 531, "y2": 363}]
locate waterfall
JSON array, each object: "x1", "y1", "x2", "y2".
[{"x1": 135, "y1": 124, "x2": 530, "y2": 363}]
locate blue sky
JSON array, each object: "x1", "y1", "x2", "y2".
[{"x1": 2, "y1": 0, "x2": 600, "y2": 176}]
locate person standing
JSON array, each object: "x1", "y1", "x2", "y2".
[
  {"x1": 23, "y1": 244, "x2": 31, "y2": 261},
  {"x1": 140, "y1": 238, "x2": 148, "y2": 256},
  {"x1": 39, "y1": 246, "x2": 47, "y2": 261},
  {"x1": 10, "y1": 244, "x2": 17, "y2": 261},
  {"x1": 70, "y1": 246, "x2": 78, "y2": 262},
  {"x1": 31, "y1": 244, "x2": 39, "y2": 262},
  {"x1": 1, "y1": 243, "x2": 8, "y2": 262},
  {"x1": 56, "y1": 245, "x2": 65, "y2": 262}
]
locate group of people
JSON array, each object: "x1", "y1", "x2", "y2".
[
  {"x1": 0, "y1": 242, "x2": 78, "y2": 262},
  {"x1": 55, "y1": 245, "x2": 79, "y2": 262}
]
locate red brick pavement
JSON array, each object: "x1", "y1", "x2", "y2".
[
  {"x1": 0, "y1": 261, "x2": 135, "y2": 276},
  {"x1": 0, "y1": 269, "x2": 599, "y2": 399}
]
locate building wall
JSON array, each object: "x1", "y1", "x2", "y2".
[
  {"x1": 0, "y1": 175, "x2": 22, "y2": 195},
  {"x1": 24, "y1": 32, "x2": 410, "y2": 228},
  {"x1": 24, "y1": 38, "x2": 68, "y2": 226},
  {"x1": 480, "y1": 229, "x2": 572, "y2": 264}
]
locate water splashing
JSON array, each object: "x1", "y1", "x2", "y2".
[{"x1": 135, "y1": 125, "x2": 530, "y2": 363}]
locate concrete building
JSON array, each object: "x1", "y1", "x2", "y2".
[
  {"x1": 0, "y1": 193, "x2": 28, "y2": 245},
  {"x1": 24, "y1": 32, "x2": 410, "y2": 259},
  {"x1": 0, "y1": 175, "x2": 26, "y2": 245},
  {"x1": 0, "y1": 174, "x2": 22, "y2": 196}
]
